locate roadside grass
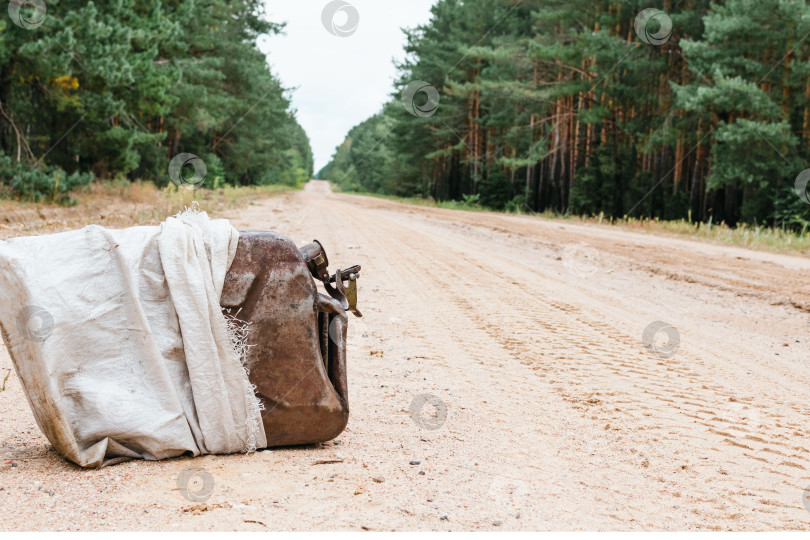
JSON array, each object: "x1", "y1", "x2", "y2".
[
  {"x1": 75, "y1": 179, "x2": 294, "y2": 223},
  {"x1": 584, "y1": 213, "x2": 810, "y2": 255},
  {"x1": 342, "y1": 189, "x2": 810, "y2": 256},
  {"x1": 0, "y1": 180, "x2": 294, "y2": 237}
]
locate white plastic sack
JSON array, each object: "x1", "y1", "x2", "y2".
[{"x1": 0, "y1": 210, "x2": 266, "y2": 468}]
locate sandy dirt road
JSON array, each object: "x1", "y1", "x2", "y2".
[{"x1": 2, "y1": 180, "x2": 810, "y2": 531}]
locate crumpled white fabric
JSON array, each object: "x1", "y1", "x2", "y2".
[{"x1": 0, "y1": 209, "x2": 266, "y2": 468}]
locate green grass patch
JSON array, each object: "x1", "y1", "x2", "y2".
[{"x1": 340, "y1": 188, "x2": 810, "y2": 256}]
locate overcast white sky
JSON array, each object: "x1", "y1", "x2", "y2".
[{"x1": 259, "y1": 1, "x2": 438, "y2": 172}]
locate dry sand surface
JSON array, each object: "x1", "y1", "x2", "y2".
[{"x1": 1, "y1": 180, "x2": 810, "y2": 531}]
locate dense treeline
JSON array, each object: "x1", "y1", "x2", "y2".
[
  {"x1": 320, "y1": 0, "x2": 810, "y2": 229},
  {"x1": 0, "y1": 0, "x2": 313, "y2": 202}
]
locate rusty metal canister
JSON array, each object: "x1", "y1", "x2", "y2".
[{"x1": 221, "y1": 231, "x2": 358, "y2": 446}]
